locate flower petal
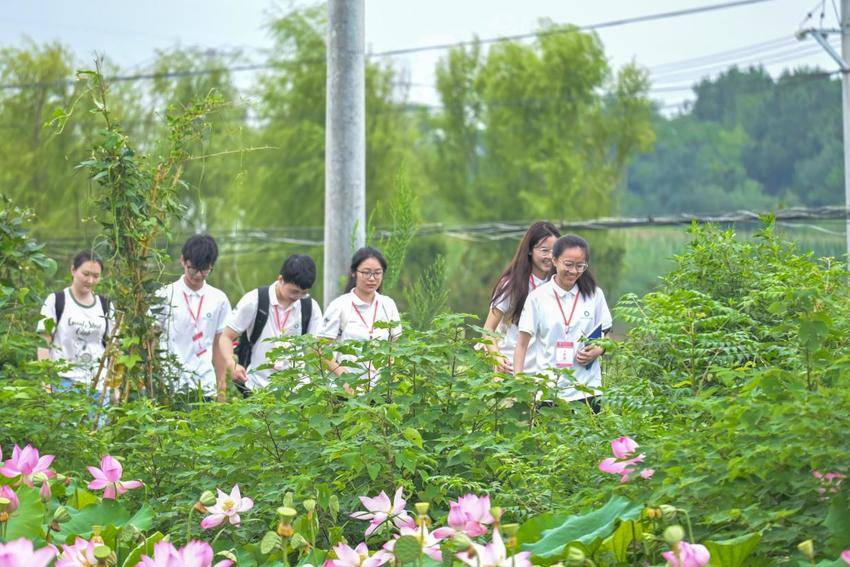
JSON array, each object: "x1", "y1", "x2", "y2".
[{"x1": 201, "y1": 513, "x2": 226, "y2": 530}]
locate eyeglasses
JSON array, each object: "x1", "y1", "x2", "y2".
[
  {"x1": 558, "y1": 261, "x2": 588, "y2": 273},
  {"x1": 532, "y1": 246, "x2": 553, "y2": 257},
  {"x1": 186, "y1": 265, "x2": 213, "y2": 276},
  {"x1": 357, "y1": 270, "x2": 384, "y2": 280}
]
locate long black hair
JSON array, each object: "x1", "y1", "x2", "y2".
[
  {"x1": 490, "y1": 221, "x2": 561, "y2": 324},
  {"x1": 552, "y1": 234, "x2": 598, "y2": 298},
  {"x1": 344, "y1": 247, "x2": 388, "y2": 293}
]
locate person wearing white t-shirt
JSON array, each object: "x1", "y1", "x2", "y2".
[
  {"x1": 320, "y1": 247, "x2": 402, "y2": 384},
  {"x1": 482, "y1": 221, "x2": 561, "y2": 373},
  {"x1": 37, "y1": 251, "x2": 112, "y2": 389},
  {"x1": 218, "y1": 254, "x2": 323, "y2": 393},
  {"x1": 514, "y1": 235, "x2": 612, "y2": 408},
  {"x1": 154, "y1": 235, "x2": 231, "y2": 401}
]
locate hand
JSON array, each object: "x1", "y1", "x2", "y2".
[
  {"x1": 216, "y1": 391, "x2": 227, "y2": 403},
  {"x1": 230, "y1": 364, "x2": 248, "y2": 384},
  {"x1": 494, "y1": 354, "x2": 513, "y2": 374},
  {"x1": 575, "y1": 345, "x2": 604, "y2": 365}
]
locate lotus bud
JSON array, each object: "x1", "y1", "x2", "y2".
[
  {"x1": 659, "y1": 504, "x2": 677, "y2": 520},
  {"x1": 490, "y1": 506, "x2": 503, "y2": 524},
  {"x1": 283, "y1": 492, "x2": 294, "y2": 508},
  {"x1": 52, "y1": 505, "x2": 71, "y2": 523},
  {"x1": 199, "y1": 490, "x2": 217, "y2": 507},
  {"x1": 303, "y1": 499, "x2": 316, "y2": 513},
  {"x1": 565, "y1": 546, "x2": 586, "y2": 566},
  {"x1": 797, "y1": 539, "x2": 815, "y2": 560},
  {"x1": 663, "y1": 525, "x2": 685, "y2": 545},
  {"x1": 415, "y1": 502, "x2": 430, "y2": 516}
]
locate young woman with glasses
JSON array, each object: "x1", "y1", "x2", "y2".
[
  {"x1": 513, "y1": 234, "x2": 612, "y2": 409},
  {"x1": 320, "y1": 247, "x2": 402, "y2": 383},
  {"x1": 482, "y1": 221, "x2": 561, "y2": 373}
]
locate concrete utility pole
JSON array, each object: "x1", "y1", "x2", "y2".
[
  {"x1": 799, "y1": 0, "x2": 850, "y2": 261},
  {"x1": 323, "y1": 0, "x2": 366, "y2": 306}
]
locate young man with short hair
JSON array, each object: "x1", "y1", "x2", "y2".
[
  {"x1": 154, "y1": 235, "x2": 231, "y2": 401},
  {"x1": 218, "y1": 254, "x2": 323, "y2": 392}
]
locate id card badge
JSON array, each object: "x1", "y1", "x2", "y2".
[
  {"x1": 192, "y1": 331, "x2": 207, "y2": 357},
  {"x1": 555, "y1": 340, "x2": 576, "y2": 368}
]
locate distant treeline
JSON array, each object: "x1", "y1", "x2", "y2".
[{"x1": 625, "y1": 67, "x2": 843, "y2": 214}]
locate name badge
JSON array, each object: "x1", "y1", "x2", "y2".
[{"x1": 555, "y1": 340, "x2": 575, "y2": 368}]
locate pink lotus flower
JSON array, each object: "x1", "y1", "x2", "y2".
[
  {"x1": 611, "y1": 437, "x2": 639, "y2": 459},
  {"x1": 87, "y1": 455, "x2": 144, "y2": 500},
  {"x1": 813, "y1": 470, "x2": 846, "y2": 495},
  {"x1": 456, "y1": 529, "x2": 532, "y2": 567},
  {"x1": 331, "y1": 542, "x2": 393, "y2": 567},
  {"x1": 56, "y1": 537, "x2": 97, "y2": 567},
  {"x1": 384, "y1": 523, "x2": 443, "y2": 562},
  {"x1": 0, "y1": 444, "x2": 56, "y2": 499},
  {"x1": 137, "y1": 540, "x2": 233, "y2": 567},
  {"x1": 0, "y1": 486, "x2": 19, "y2": 512},
  {"x1": 598, "y1": 436, "x2": 653, "y2": 483},
  {"x1": 433, "y1": 494, "x2": 495, "y2": 539},
  {"x1": 842, "y1": 550, "x2": 850, "y2": 564},
  {"x1": 200, "y1": 485, "x2": 254, "y2": 529},
  {"x1": 0, "y1": 538, "x2": 57, "y2": 567},
  {"x1": 351, "y1": 487, "x2": 414, "y2": 537},
  {"x1": 662, "y1": 541, "x2": 710, "y2": 567}
]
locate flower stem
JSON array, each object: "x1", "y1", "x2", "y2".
[{"x1": 186, "y1": 506, "x2": 194, "y2": 545}]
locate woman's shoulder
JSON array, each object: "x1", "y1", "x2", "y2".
[{"x1": 324, "y1": 292, "x2": 352, "y2": 313}]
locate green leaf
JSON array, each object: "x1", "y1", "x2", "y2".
[
  {"x1": 521, "y1": 496, "x2": 642, "y2": 560},
  {"x1": 516, "y1": 511, "x2": 569, "y2": 546},
  {"x1": 825, "y1": 494, "x2": 850, "y2": 552},
  {"x1": 261, "y1": 531, "x2": 282, "y2": 555},
  {"x1": 402, "y1": 427, "x2": 423, "y2": 448},
  {"x1": 601, "y1": 519, "x2": 643, "y2": 563},
  {"x1": 366, "y1": 463, "x2": 381, "y2": 481},
  {"x1": 394, "y1": 535, "x2": 423, "y2": 565},
  {"x1": 121, "y1": 531, "x2": 164, "y2": 567},
  {"x1": 56, "y1": 500, "x2": 152, "y2": 543},
  {"x1": 704, "y1": 532, "x2": 761, "y2": 567},
  {"x1": 5, "y1": 485, "x2": 45, "y2": 540}
]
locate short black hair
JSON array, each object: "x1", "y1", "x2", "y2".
[
  {"x1": 181, "y1": 234, "x2": 219, "y2": 270},
  {"x1": 280, "y1": 254, "x2": 317, "y2": 290},
  {"x1": 72, "y1": 250, "x2": 104, "y2": 271}
]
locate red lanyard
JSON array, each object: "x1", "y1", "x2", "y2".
[
  {"x1": 273, "y1": 305, "x2": 292, "y2": 335},
  {"x1": 529, "y1": 274, "x2": 537, "y2": 290},
  {"x1": 352, "y1": 300, "x2": 379, "y2": 338},
  {"x1": 182, "y1": 292, "x2": 205, "y2": 329},
  {"x1": 553, "y1": 289, "x2": 581, "y2": 333}
]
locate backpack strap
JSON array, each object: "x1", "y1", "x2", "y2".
[
  {"x1": 53, "y1": 290, "x2": 65, "y2": 331},
  {"x1": 248, "y1": 286, "x2": 270, "y2": 349},
  {"x1": 98, "y1": 295, "x2": 110, "y2": 347},
  {"x1": 300, "y1": 298, "x2": 312, "y2": 335}
]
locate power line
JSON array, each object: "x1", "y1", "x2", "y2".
[{"x1": 0, "y1": 0, "x2": 777, "y2": 91}]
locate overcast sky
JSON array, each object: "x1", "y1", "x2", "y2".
[{"x1": 0, "y1": 0, "x2": 840, "y2": 110}]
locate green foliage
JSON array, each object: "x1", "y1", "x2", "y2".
[{"x1": 74, "y1": 65, "x2": 225, "y2": 400}]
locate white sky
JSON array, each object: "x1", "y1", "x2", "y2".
[{"x1": 0, "y1": 0, "x2": 841, "y2": 111}]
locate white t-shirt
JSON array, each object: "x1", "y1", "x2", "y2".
[
  {"x1": 319, "y1": 290, "x2": 402, "y2": 380},
  {"x1": 224, "y1": 283, "x2": 323, "y2": 391},
  {"x1": 38, "y1": 288, "x2": 113, "y2": 385},
  {"x1": 491, "y1": 273, "x2": 546, "y2": 368},
  {"x1": 517, "y1": 279, "x2": 612, "y2": 401},
  {"x1": 154, "y1": 277, "x2": 231, "y2": 396}
]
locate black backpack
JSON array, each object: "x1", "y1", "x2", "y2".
[
  {"x1": 233, "y1": 286, "x2": 312, "y2": 368},
  {"x1": 53, "y1": 290, "x2": 111, "y2": 347}
]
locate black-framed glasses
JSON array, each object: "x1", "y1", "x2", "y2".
[
  {"x1": 357, "y1": 270, "x2": 384, "y2": 280},
  {"x1": 558, "y1": 260, "x2": 588, "y2": 273},
  {"x1": 187, "y1": 265, "x2": 213, "y2": 276}
]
